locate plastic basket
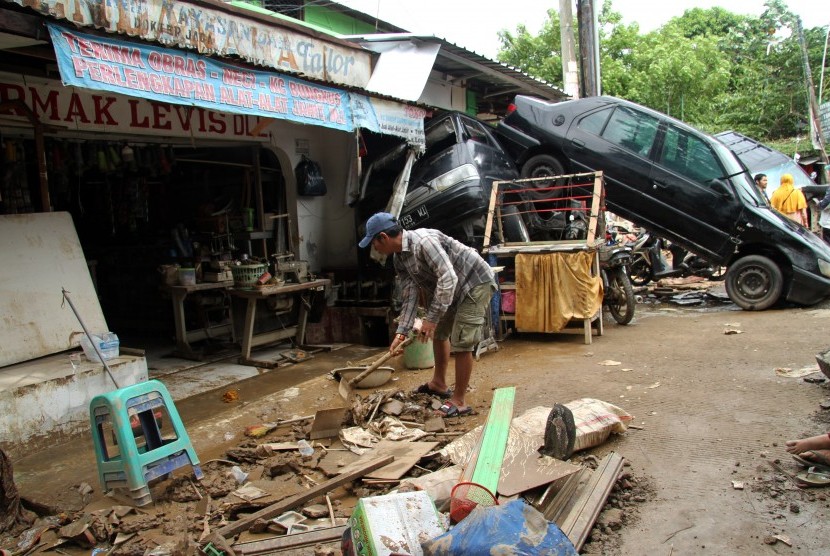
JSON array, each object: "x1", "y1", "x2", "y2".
[
  {"x1": 449, "y1": 481, "x2": 498, "y2": 524},
  {"x1": 231, "y1": 263, "x2": 266, "y2": 288}
]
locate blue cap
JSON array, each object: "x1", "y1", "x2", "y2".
[{"x1": 359, "y1": 212, "x2": 397, "y2": 248}]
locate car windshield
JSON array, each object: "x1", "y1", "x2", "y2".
[
  {"x1": 710, "y1": 139, "x2": 768, "y2": 206},
  {"x1": 752, "y1": 159, "x2": 816, "y2": 198}
]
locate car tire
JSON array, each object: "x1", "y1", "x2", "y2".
[
  {"x1": 520, "y1": 154, "x2": 567, "y2": 200},
  {"x1": 724, "y1": 255, "x2": 783, "y2": 311}
]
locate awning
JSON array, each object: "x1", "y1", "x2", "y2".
[
  {"x1": 47, "y1": 23, "x2": 425, "y2": 148},
  {"x1": 365, "y1": 40, "x2": 440, "y2": 102}
]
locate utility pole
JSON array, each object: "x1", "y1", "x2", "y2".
[
  {"x1": 576, "y1": 0, "x2": 599, "y2": 97},
  {"x1": 559, "y1": 0, "x2": 579, "y2": 98},
  {"x1": 795, "y1": 16, "x2": 830, "y2": 183}
]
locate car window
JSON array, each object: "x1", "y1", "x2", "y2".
[
  {"x1": 577, "y1": 107, "x2": 613, "y2": 135},
  {"x1": 459, "y1": 116, "x2": 497, "y2": 148},
  {"x1": 660, "y1": 125, "x2": 723, "y2": 184},
  {"x1": 601, "y1": 106, "x2": 659, "y2": 157},
  {"x1": 422, "y1": 117, "x2": 458, "y2": 160}
]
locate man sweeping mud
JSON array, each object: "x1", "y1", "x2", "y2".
[{"x1": 359, "y1": 212, "x2": 496, "y2": 417}]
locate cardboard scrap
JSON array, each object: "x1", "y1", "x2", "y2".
[
  {"x1": 310, "y1": 408, "x2": 348, "y2": 440},
  {"x1": 443, "y1": 406, "x2": 582, "y2": 497},
  {"x1": 232, "y1": 483, "x2": 270, "y2": 502}
]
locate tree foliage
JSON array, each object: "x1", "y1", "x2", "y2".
[{"x1": 496, "y1": 0, "x2": 830, "y2": 143}]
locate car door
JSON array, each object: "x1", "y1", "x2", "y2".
[
  {"x1": 456, "y1": 114, "x2": 517, "y2": 181},
  {"x1": 563, "y1": 104, "x2": 660, "y2": 225},
  {"x1": 649, "y1": 123, "x2": 742, "y2": 259}
]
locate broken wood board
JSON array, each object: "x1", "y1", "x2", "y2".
[
  {"x1": 536, "y1": 468, "x2": 588, "y2": 523},
  {"x1": 309, "y1": 408, "x2": 348, "y2": 440},
  {"x1": 444, "y1": 405, "x2": 582, "y2": 497},
  {"x1": 365, "y1": 440, "x2": 439, "y2": 480},
  {"x1": 216, "y1": 455, "x2": 393, "y2": 538},
  {"x1": 470, "y1": 386, "x2": 516, "y2": 496},
  {"x1": 559, "y1": 452, "x2": 624, "y2": 552},
  {"x1": 334, "y1": 440, "x2": 439, "y2": 480},
  {"x1": 233, "y1": 525, "x2": 348, "y2": 555}
]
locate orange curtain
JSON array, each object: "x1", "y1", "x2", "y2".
[{"x1": 515, "y1": 252, "x2": 603, "y2": 333}]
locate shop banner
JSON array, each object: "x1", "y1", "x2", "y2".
[
  {"x1": 0, "y1": 71, "x2": 269, "y2": 141},
  {"x1": 351, "y1": 94, "x2": 427, "y2": 152},
  {"x1": 48, "y1": 23, "x2": 353, "y2": 133},
  {"x1": 10, "y1": 0, "x2": 371, "y2": 88}
]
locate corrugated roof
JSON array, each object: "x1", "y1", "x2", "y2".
[{"x1": 345, "y1": 33, "x2": 569, "y2": 114}]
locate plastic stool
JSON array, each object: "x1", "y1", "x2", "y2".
[{"x1": 89, "y1": 379, "x2": 203, "y2": 506}]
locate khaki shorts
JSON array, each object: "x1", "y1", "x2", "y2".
[{"x1": 435, "y1": 282, "x2": 495, "y2": 352}]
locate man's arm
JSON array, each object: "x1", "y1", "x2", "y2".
[
  {"x1": 819, "y1": 187, "x2": 830, "y2": 211},
  {"x1": 394, "y1": 263, "x2": 418, "y2": 336}
]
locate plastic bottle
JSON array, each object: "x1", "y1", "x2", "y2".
[
  {"x1": 101, "y1": 332, "x2": 120, "y2": 360},
  {"x1": 80, "y1": 331, "x2": 120, "y2": 362},
  {"x1": 297, "y1": 439, "x2": 314, "y2": 456}
]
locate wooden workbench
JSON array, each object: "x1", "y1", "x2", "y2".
[
  {"x1": 230, "y1": 279, "x2": 330, "y2": 367},
  {"x1": 160, "y1": 281, "x2": 234, "y2": 360}
]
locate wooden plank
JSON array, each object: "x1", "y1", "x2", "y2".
[
  {"x1": 482, "y1": 178, "x2": 502, "y2": 250},
  {"x1": 470, "y1": 387, "x2": 516, "y2": 496},
  {"x1": 539, "y1": 468, "x2": 587, "y2": 523},
  {"x1": 559, "y1": 452, "x2": 624, "y2": 552},
  {"x1": 233, "y1": 526, "x2": 347, "y2": 555},
  {"x1": 216, "y1": 456, "x2": 393, "y2": 538},
  {"x1": 586, "y1": 172, "x2": 604, "y2": 243}
]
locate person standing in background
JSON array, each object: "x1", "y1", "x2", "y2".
[
  {"x1": 754, "y1": 173, "x2": 768, "y2": 196},
  {"x1": 818, "y1": 186, "x2": 830, "y2": 245},
  {"x1": 770, "y1": 173, "x2": 808, "y2": 226}
]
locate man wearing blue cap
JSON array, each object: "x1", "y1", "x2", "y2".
[{"x1": 359, "y1": 212, "x2": 496, "y2": 417}]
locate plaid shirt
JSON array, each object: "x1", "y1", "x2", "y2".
[{"x1": 393, "y1": 228, "x2": 495, "y2": 334}]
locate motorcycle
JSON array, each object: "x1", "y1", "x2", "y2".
[
  {"x1": 624, "y1": 229, "x2": 725, "y2": 286},
  {"x1": 600, "y1": 231, "x2": 636, "y2": 325}
]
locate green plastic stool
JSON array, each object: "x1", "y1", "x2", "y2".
[{"x1": 89, "y1": 379, "x2": 203, "y2": 506}]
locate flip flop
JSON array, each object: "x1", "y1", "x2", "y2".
[
  {"x1": 796, "y1": 467, "x2": 830, "y2": 487},
  {"x1": 435, "y1": 401, "x2": 473, "y2": 418},
  {"x1": 792, "y1": 453, "x2": 830, "y2": 473},
  {"x1": 414, "y1": 383, "x2": 451, "y2": 399}
]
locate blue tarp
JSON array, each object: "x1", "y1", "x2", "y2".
[{"x1": 421, "y1": 499, "x2": 578, "y2": 556}]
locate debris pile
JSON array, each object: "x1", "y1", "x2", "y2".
[{"x1": 0, "y1": 390, "x2": 646, "y2": 555}]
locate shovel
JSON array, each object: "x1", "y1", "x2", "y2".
[{"x1": 338, "y1": 337, "x2": 413, "y2": 400}]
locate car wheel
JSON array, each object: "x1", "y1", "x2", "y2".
[
  {"x1": 520, "y1": 154, "x2": 566, "y2": 200},
  {"x1": 724, "y1": 255, "x2": 783, "y2": 310}
]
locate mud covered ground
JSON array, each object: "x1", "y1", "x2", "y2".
[{"x1": 5, "y1": 288, "x2": 830, "y2": 554}]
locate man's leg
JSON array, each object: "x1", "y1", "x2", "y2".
[
  {"x1": 428, "y1": 338, "x2": 451, "y2": 393},
  {"x1": 451, "y1": 351, "x2": 473, "y2": 409}
]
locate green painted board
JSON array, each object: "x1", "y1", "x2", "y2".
[{"x1": 470, "y1": 386, "x2": 516, "y2": 495}]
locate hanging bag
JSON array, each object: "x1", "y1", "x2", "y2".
[{"x1": 295, "y1": 155, "x2": 327, "y2": 196}]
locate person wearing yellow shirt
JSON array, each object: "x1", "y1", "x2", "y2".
[{"x1": 770, "y1": 173, "x2": 808, "y2": 226}]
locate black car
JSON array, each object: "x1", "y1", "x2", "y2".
[
  {"x1": 359, "y1": 111, "x2": 518, "y2": 248},
  {"x1": 495, "y1": 94, "x2": 830, "y2": 310},
  {"x1": 714, "y1": 130, "x2": 827, "y2": 202}
]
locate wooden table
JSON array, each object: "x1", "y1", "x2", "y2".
[
  {"x1": 160, "y1": 281, "x2": 234, "y2": 360},
  {"x1": 230, "y1": 279, "x2": 330, "y2": 367}
]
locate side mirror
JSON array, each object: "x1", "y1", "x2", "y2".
[{"x1": 710, "y1": 179, "x2": 730, "y2": 197}]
